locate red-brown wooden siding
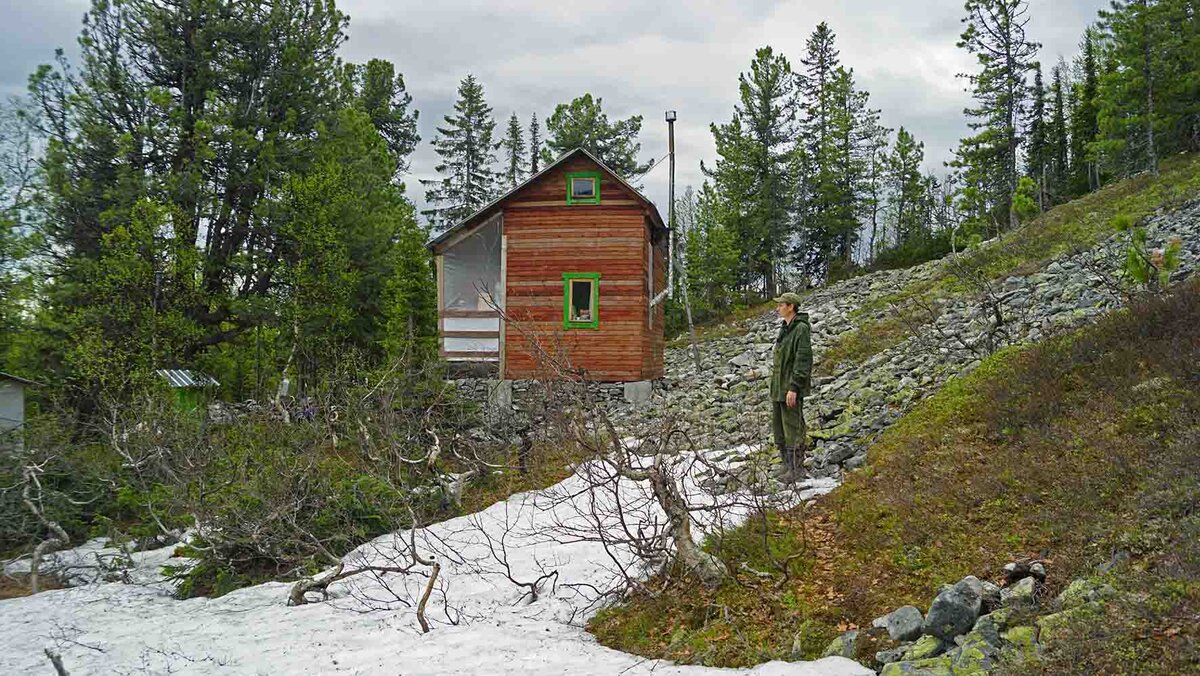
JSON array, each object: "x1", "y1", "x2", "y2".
[{"x1": 499, "y1": 155, "x2": 664, "y2": 382}]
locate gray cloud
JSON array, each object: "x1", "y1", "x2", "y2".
[{"x1": 1, "y1": 0, "x2": 1108, "y2": 213}]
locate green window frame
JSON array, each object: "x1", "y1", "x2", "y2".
[
  {"x1": 563, "y1": 272, "x2": 601, "y2": 329},
  {"x1": 565, "y1": 172, "x2": 601, "y2": 205}
]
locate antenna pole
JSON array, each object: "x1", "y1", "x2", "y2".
[{"x1": 666, "y1": 112, "x2": 676, "y2": 297}]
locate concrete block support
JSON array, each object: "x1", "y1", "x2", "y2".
[
  {"x1": 623, "y1": 380, "x2": 653, "y2": 405},
  {"x1": 487, "y1": 379, "x2": 513, "y2": 414}
]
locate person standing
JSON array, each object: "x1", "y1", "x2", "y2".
[{"x1": 769, "y1": 292, "x2": 812, "y2": 483}]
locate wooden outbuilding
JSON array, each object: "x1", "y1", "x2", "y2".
[
  {"x1": 1, "y1": 371, "x2": 39, "y2": 452},
  {"x1": 429, "y1": 148, "x2": 668, "y2": 382}
]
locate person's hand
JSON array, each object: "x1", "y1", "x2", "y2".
[{"x1": 786, "y1": 390, "x2": 797, "y2": 408}]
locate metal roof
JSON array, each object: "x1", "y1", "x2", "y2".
[
  {"x1": 428, "y1": 147, "x2": 667, "y2": 252},
  {"x1": 0, "y1": 371, "x2": 41, "y2": 386},
  {"x1": 155, "y1": 369, "x2": 219, "y2": 388}
]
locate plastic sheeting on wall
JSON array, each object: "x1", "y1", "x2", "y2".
[{"x1": 442, "y1": 215, "x2": 501, "y2": 311}]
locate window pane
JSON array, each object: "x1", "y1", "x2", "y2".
[
  {"x1": 570, "y1": 280, "x2": 593, "y2": 321},
  {"x1": 571, "y1": 177, "x2": 595, "y2": 198}
]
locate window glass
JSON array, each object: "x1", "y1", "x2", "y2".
[
  {"x1": 570, "y1": 279, "x2": 593, "y2": 322},
  {"x1": 571, "y1": 176, "x2": 596, "y2": 199}
]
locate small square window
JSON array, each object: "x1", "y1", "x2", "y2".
[
  {"x1": 566, "y1": 172, "x2": 601, "y2": 205},
  {"x1": 563, "y1": 273, "x2": 600, "y2": 329}
]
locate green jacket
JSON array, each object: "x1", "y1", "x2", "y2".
[{"x1": 770, "y1": 312, "x2": 813, "y2": 401}]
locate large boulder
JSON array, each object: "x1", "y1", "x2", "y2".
[
  {"x1": 872, "y1": 605, "x2": 925, "y2": 642},
  {"x1": 923, "y1": 576, "x2": 984, "y2": 640},
  {"x1": 820, "y1": 630, "x2": 858, "y2": 659},
  {"x1": 1000, "y1": 576, "x2": 1038, "y2": 609}
]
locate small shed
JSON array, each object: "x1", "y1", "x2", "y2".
[
  {"x1": 156, "y1": 369, "x2": 220, "y2": 412},
  {"x1": 429, "y1": 148, "x2": 669, "y2": 382},
  {"x1": 0, "y1": 371, "x2": 38, "y2": 451}
]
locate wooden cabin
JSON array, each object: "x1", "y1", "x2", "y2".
[{"x1": 430, "y1": 148, "x2": 668, "y2": 382}]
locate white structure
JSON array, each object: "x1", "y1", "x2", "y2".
[{"x1": 0, "y1": 372, "x2": 37, "y2": 451}]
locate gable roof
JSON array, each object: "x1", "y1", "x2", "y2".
[{"x1": 428, "y1": 148, "x2": 666, "y2": 253}]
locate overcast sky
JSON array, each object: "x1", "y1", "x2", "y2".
[{"x1": 1, "y1": 0, "x2": 1106, "y2": 214}]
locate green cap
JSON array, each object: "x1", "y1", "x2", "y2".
[{"x1": 772, "y1": 292, "x2": 804, "y2": 305}]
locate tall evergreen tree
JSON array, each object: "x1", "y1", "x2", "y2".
[
  {"x1": 1069, "y1": 27, "x2": 1102, "y2": 193},
  {"x1": 1025, "y1": 64, "x2": 1049, "y2": 207},
  {"x1": 955, "y1": 0, "x2": 1041, "y2": 233},
  {"x1": 1048, "y1": 61, "x2": 1071, "y2": 202},
  {"x1": 886, "y1": 127, "x2": 927, "y2": 247},
  {"x1": 421, "y1": 74, "x2": 499, "y2": 229},
  {"x1": 350, "y1": 58, "x2": 420, "y2": 179},
  {"x1": 1097, "y1": 0, "x2": 1165, "y2": 175},
  {"x1": 704, "y1": 46, "x2": 799, "y2": 296},
  {"x1": 542, "y1": 94, "x2": 649, "y2": 178},
  {"x1": 27, "y1": 0, "x2": 350, "y2": 398},
  {"x1": 528, "y1": 112, "x2": 542, "y2": 174},
  {"x1": 499, "y1": 112, "x2": 526, "y2": 189},
  {"x1": 861, "y1": 121, "x2": 893, "y2": 260}
]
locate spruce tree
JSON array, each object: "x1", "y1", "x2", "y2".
[
  {"x1": 955, "y1": 0, "x2": 1041, "y2": 232},
  {"x1": 421, "y1": 74, "x2": 500, "y2": 229},
  {"x1": 528, "y1": 112, "x2": 542, "y2": 174},
  {"x1": 886, "y1": 127, "x2": 927, "y2": 247},
  {"x1": 1048, "y1": 61, "x2": 1071, "y2": 203},
  {"x1": 499, "y1": 112, "x2": 526, "y2": 189},
  {"x1": 1097, "y1": 0, "x2": 1164, "y2": 176},
  {"x1": 542, "y1": 94, "x2": 649, "y2": 178},
  {"x1": 1025, "y1": 64, "x2": 1049, "y2": 207},
  {"x1": 1069, "y1": 28, "x2": 1101, "y2": 193}
]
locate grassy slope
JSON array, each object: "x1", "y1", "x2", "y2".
[
  {"x1": 818, "y1": 153, "x2": 1200, "y2": 376},
  {"x1": 590, "y1": 164, "x2": 1200, "y2": 672}
]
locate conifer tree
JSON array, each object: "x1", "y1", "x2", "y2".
[
  {"x1": 1048, "y1": 61, "x2": 1071, "y2": 203},
  {"x1": 542, "y1": 94, "x2": 649, "y2": 178},
  {"x1": 1025, "y1": 64, "x2": 1049, "y2": 207},
  {"x1": 886, "y1": 127, "x2": 927, "y2": 247},
  {"x1": 1097, "y1": 0, "x2": 1164, "y2": 176},
  {"x1": 1069, "y1": 28, "x2": 1102, "y2": 193},
  {"x1": 499, "y1": 112, "x2": 526, "y2": 189},
  {"x1": 955, "y1": 0, "x2": 1041, "y2": 233},
  {"x1": 352, "y1": 58, "x2": 420, "y2": 178},
  {"x1": 421, "y1": 74, "x2": 499, "y2": 229},
  {"x1": 704, "y1": 46, "x2": 799, "y2": 295},
  {"x1": 528, "y1": 112, "x2": 542, "y2": 175}
]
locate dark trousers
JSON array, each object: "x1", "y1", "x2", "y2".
[{"x1": 772, "y1": 398, "x2": 806, "y2": 468}]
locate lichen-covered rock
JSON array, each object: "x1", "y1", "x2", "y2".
[
  {"x1": 876, "y1": 644, "x2": 912, "y2": 665},
  {"x1": 1036, "y1": 602, "x2": 1103, "y2": 644},
  {"x1": 1000, "y1": 625, "x2": 1039, "y2": 664},
  {"x1": 969, "y1": 613, "x2": 1005, "y2": 648},
  {"x1": 923, "y1": 576, "x2": 984, "y2": 640},
  {"x1": 878, "y1": 655, "x2": 955, "y2": 676},
  {"x1": 901, "y1": 634, "x2": 947, "y2": 661},
  {"x1": 1000, "y1": 576, "x2": 1038, "y2": 609},
  {"x1": 1057, "y1": 578, "x2": 1117, "y2": 610},
  {"x1": 820, "y1": 630, "x2": 858, "y2": 659},
  {"x1": 873, "y1": 605, "x2": 925, "y2": 642},
  {"x1": 986, "y1": 607, "x2": 1013, "y2": 630},
  {"x1": 949, "y1": 628, "x2": 1003, "y2": 672}
]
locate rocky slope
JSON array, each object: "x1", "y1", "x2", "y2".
[{"x1": 613, "y1": 199, "x2": 1200, "y2": 479}]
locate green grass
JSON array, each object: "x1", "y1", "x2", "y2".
[{"x1": 590, "y1": 280, "x2": 1200, "y2": 671}]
